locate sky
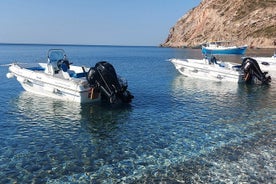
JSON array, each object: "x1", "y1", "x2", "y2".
[{"x1": 0, "y1": 0, "x2": 201, "y2": 46}]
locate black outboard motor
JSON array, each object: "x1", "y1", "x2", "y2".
[
  {"x1": 241, "y1": 57, "x2": 271, "y2": 84},
  {"x1": 87, "y1": 61, "x2": 133, "y2": 104}
]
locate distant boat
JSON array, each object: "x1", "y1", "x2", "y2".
[
  {"x1": 249, "y1": 50, "x2": 276, "y2": 77},
  {"x1": 202, "y1": 41, "x2": 247, "y2": 55},
  {"x1": 251, "y1": 50, "x2": 276, "y2": 65}
]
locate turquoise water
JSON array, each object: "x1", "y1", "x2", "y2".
[{"x1": 0, "y1": 44, "x2": 275, "y2": 183}]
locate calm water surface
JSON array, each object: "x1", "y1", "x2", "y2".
[{"x1": 0, "y1": 44, "x2": 275, "y2": 183}]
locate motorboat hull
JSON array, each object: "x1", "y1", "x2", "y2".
[
  {"x1": 7, "y1": 63, "x2": 100, "y2": 103},
  {"x1": 170, "y1": 58, "x2": 244, "y2": 83}
]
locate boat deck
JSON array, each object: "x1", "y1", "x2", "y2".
[{"x1": 19, "y1": 63, "x2": 87, "y2": 81}]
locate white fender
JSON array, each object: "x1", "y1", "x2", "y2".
[{"x1": 6, "y1": 72, "x2": 14, "y2": 79}]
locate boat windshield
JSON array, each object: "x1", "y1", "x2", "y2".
[{"x1": 48, "y1": 49, "x2": 66, "y2": 63}]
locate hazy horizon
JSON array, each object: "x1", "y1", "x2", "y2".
[{"x1": 0, "y1": 0, "x2": 201, "y2": 46}]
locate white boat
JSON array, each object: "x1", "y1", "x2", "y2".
[
  {"x1": 6, "y1": 49, "x2": 133, "y2": 104},
  {"x1": 202, "y1": 41, "x2": 247, "y2": 55},
  {"x1": 170, "y1": 56, "x2": 271, "y2": 84},
  {"x1": 251, "y1": 51, "x2": 276, "y2": 74}
]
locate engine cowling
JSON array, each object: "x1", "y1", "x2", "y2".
[
  {"x1": 241, "y1": 57, "x2": 271, "y2": 84},
  {"x1": 87, "y1": 61, "x2": 133, "y2": 104}
]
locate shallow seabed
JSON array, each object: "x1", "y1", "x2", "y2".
[{"x1": 0, "y1": 45, "x2": 275, "y2": 183}]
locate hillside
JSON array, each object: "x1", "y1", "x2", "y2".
[{"x1": 161, "y1": 0, "x2": 276, "y2": 48}]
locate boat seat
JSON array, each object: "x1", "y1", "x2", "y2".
[
  {"x1": 45, "y1": 64, "x2": 56, "y2": 75},
  {"x1": 232, "y1": 65, "x2": 241, "y2": 71},
  {"x1": 69, "y1": 71, "x2": 86, "y2": 78},
  {"x1": 26, "y1": 66, "x2": 45, "y2": 71},
  {"x1": 62, "y1": 71, "x2": 70, "y2": 79}
]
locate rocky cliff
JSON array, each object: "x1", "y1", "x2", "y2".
[{"x1": 161, "y1": 0, "x2": 276, "y2": 48}]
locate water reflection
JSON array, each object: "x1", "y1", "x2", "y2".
[
  {"x1": 15, "y1": 92, "x2": 82, "y2": 123},
  {"x1": 14, "y1": 91, "x2": 133, "y2": 141},
  {"x1": 80, "y1": 103, "x2": 132, "y2": 138},
  {"x1": 171, "y1": 75, "x2": 240, "y2": 113},
  {"x1": 171, "y1": 75, "x2": 239, "y2": 96},
  {"x1": 171, "y1": 75, "x2": 276, "y2": 110}
]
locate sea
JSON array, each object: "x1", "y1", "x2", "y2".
[{"x1": 0, "y1": 44, "x2": 275, "y2": 183}]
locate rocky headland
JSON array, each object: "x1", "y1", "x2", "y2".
[{"x1": 161, "y1": 0, "x2": 276, "y2": 48}]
